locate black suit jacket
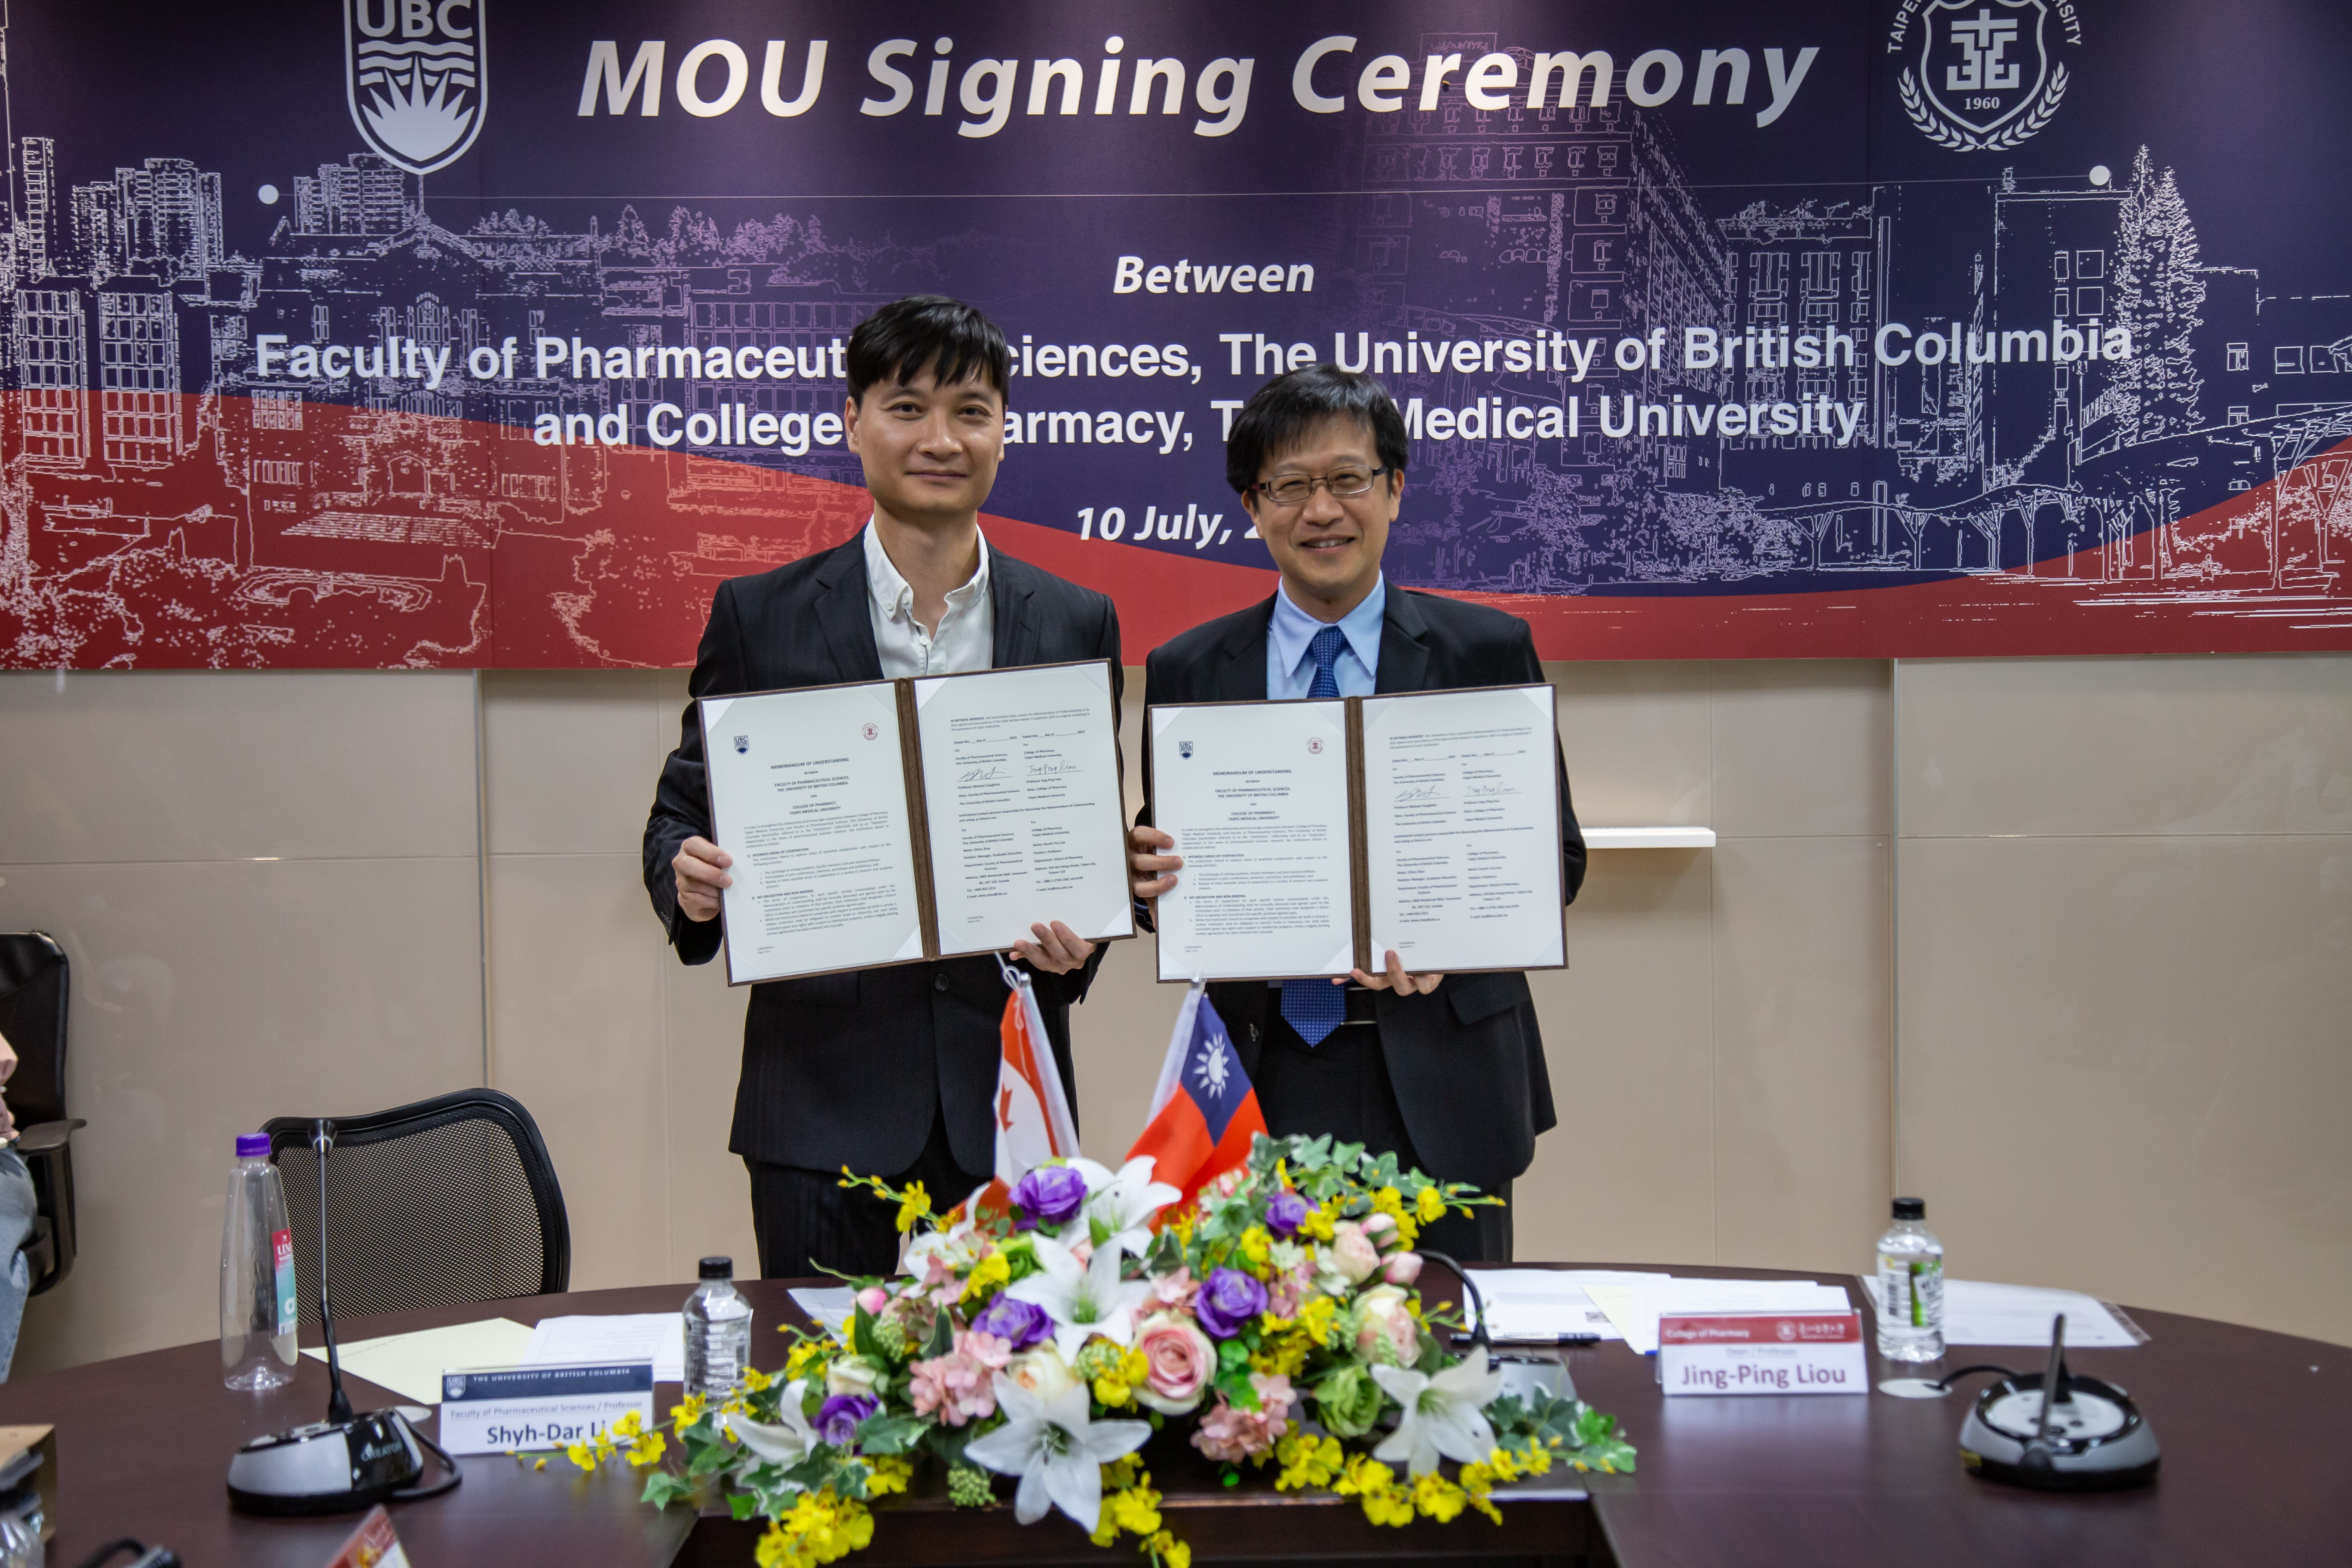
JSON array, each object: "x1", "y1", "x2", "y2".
[
  {"x1": 1138, "y1": 587, "x2": 1583, "y2": 1193},
  {"x1": 644, "y1": 534, "x2": 1121, "y2": 1177}
]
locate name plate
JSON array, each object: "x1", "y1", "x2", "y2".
[
  {"x1": 438, "y1": 1362, "x2": 655, "y2": 1455},
  {"x1": 1659, "y1": 1311, "x2": 1867, "y2": 1396}
]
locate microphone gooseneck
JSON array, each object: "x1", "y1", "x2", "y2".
[{"x1": 315, "y1": 1118, "x2": 353, "y2": 1426}]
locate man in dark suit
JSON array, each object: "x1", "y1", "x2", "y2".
[
  {"x1": 646, "y1": 296, "x2": 1119, "y2": 1280},
  {"x1": 1127, "y1": 366, "x2": 1583, "y2": 1262}
]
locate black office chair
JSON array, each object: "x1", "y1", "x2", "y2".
[
  {"x1": 263, "y1": 1088, "x2": 570, "y2": 1335},
  {"x1": 0, "y1": 932, "x2": 85, "y2": 1295}
]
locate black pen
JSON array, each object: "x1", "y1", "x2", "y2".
[{"x1": 1451, "y1": 1331, "x2": 1603, "y2": 1348}]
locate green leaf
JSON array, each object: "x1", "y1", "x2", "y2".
[
  {"x1": 922, "y1": 1308, "x2": 956, "y2": 1361},
  {"x1": 851, "y1": 1302, "x2": 880, "y2": 1361},
  {"x1": 640, "y1": 1471, "x2": 694, "y2": 1510},
  {"x1": 728, "y1": 1491, "x2": 762, "y2": 1521},
  {"x1": 687, "y1": 1439, "x2": 738, "y2": 1479},
  {"x1": 854, "y1": 1413, "x2": 927, "y2": 1456}
]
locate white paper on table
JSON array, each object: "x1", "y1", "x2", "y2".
[
  {"x1": 1620, "y1": 1278, "x2": 1857, "y2": 1355},
  {"x1": 790, "y1": 1286, "x2": 858, "y2": 1344},
  {"x1": 913, "y1": 662, "x2": 1131, "y2": 956},
  {"x1": 1940, "y1": 1280, "x2": 2148, "y2": 1348},
  {"x1": 524, "y1": 1313, "x2": 686, "y2": 1382},
  {"x1": 300, "y1": 1317, "x2": 536, "y2": 1405},
  {"x1": 1151, "y1": 699, "x2": 1355, "y2": 981},
  {"x1": 702, "y1": 681, "x2": 925, "y2": 983},
  {"x1": 1360, "y1": 685, "x2": 1565, "y2": 972},
  {"x1": 1466, "y1": 1269, "x2": 1667, "y2": 1341}
]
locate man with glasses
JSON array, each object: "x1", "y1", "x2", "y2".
[{"x1": 1126, "y1": 365, "x2": 1583, "y2": 1262}]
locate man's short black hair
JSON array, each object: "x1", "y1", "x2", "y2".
[
  {"x1": 1225, "y1": 365, "x2": 1410, "y2": 495},
  {"x1": 845, "y1": 295, "x2": 1011, "y2": 405}
]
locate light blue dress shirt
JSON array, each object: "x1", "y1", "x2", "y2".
[{"x1": 1265, "y1": 575, "x2": 1386, "y2": 699}]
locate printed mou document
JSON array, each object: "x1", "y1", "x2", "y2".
[
  {"x1": 1148, "y1": 685, "x2": 1565, "y2": 981},
  {"x1": 702, "y1": 661, "x2": 1131, "y2": 984},
  {"x1": 1149, "y1": 698, "x2": 1356, "y2": 982}
]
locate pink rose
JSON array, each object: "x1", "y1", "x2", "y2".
[
  {"x1": 855, "y1": 1285, "x2": 890, "y2": 1315},
  {"x1": 1191, "y1": 1372, "x2": 1295, "y2": 1462},
  {"x1": 1363, "y1": 1212, "x2": 1400, "y2": 1249},
  {"x1": 1133, "y1": 1312, "x2": 1215, "y2": 1415},
  {"x1": 1329, "y1": 1222, "x2": 1381, "y2": 1284},
  {"x1": 1354, "y1": 1284, "x2": 1419, "y2": 1366},
  {"x1": 1381, "y1": 1252, "x2": 1424, "y2": 1286}
]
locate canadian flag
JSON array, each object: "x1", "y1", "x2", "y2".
[{"x1": 992, "y1": 971, "x2": 1080, "y2": 1189}]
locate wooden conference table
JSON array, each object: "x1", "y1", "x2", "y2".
[{"x1": 5, "y1": 1265, "x2": 2346, "y2": 1567}]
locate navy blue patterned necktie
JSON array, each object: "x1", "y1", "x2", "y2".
[{"x1": 1278, "y1": 626, "x2": 1351, "y2": 1047}]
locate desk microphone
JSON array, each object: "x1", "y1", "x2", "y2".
[{"x1": 226, "y1": 1119, "x2": 462, "y2": 1514}]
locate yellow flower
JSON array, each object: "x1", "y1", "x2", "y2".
[
  {"x1": 1237, "y1": 1226, "x2": 1272, "y2": 1274},
  {"x1": 1416, "y1": 1185, "x2": 1446, "y2": 1223},
  {"x1": 1372, "y1": 1186, "x2": 1404, "y2": 1219},
  {"x1": 1150, "y1": 1529, "x2": 1192, "y2": 1568},
  {"x1": 610, "y1": 1409, "x2": 644, "y2": 1439},
  {"x1": 1335, "y1": 1453, "x2": 1415, "y2": 1524},
  {"x1": 742, "y1": 1365, "x2": 774, "y2": 1393},
  {"x1": 1274, "y1": 1432, "x2": 1344, "y2": 1492},
  {"x1": 670, "y1": 1393, "x2": 708, "y2": 1428},
  {"x1": 1413, "y1": 1470, "x2": 1469, "y2": 1523},
  {"x1": 896, "y1": 1181, "x2": 931, "y2": 1234},
  {"x1": 785, "y1": 1337, "x2": 835, "y2": 1380},
  {"x1": 1295, "y1": 1295, "x2": 1338, "y2": 1346},
  {"x1": 565, "y1": 1439, "x2": 596, "y2": 1472},
  {"x1": 864, "y1": 1455, "x2": 913, "y2": 1497},
  {"x1": 959, "y1": 1249, "x2": 1011, "y2": 1306},
  {"x1": 532, "y1": 1456, "x2": 547, "y2": 1471},
  {"x1": 625, "y1": 1431, "x2": 668, "y2": 1470},
  {"x1": 1301, "y1": 1200, "x2": 1338, "y2": 1243}
]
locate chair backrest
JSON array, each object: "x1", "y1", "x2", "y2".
[
  {"x1": 0, "y1": 934, "x2": 68, "y2": 1127},
  {"x1": 263, "y1": 1088, "x2": 570, "y2": 1335}
]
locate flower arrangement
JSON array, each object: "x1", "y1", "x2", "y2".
[{"x1": 572, "y1": 1134, "x2": 1635, "y2": 1568}]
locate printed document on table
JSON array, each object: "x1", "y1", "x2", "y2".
[
  {"x1": 301, "y1": 1317, "x2": 536, "y2": 1405},
  {"x1": 1941, "y1": 1280, "x2": 2147, "y2": 1348},
  {"x1": 1361, "y1": 686, "x2": 1564, "y2": 973},
  {"x1": 702, "y1": 682, "x2": 924, "y2": 983},
  {"x1": 1467, "y1": 1269, "x2": 1669, "y2": 1341},
  {"x1": 524, "y1": 1314, "x2": 686, "y2": 1382},
  {"x1": 1150, "y1": 700, "x2": 1354, "y2": 981},
  {"x1": 915, "y1": 662, "x2": 1131, "y2": 956}
]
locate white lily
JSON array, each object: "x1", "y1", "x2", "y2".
[
  {"x1": 962, "y1": 1371, "x2": 1151, "y2": 1532},
  {"x1": 1370, "y1": 1357, "x2": 1505, "y2": 1476},
  {"x1": 1069, "y1": 1156, "x2": 1182, "y2": 1258},
  {"x1": 1004, "y1": 1232, "x2": 1154, "y2": 1362},
  {"x1": 723, "y1": 1378, "x2": 819, "y2": 1474}
]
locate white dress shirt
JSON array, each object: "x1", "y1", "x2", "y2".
[{"x1": 863, "y1": 518, "x2": 994, "y2": 678}]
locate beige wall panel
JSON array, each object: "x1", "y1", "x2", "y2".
[
  {"x1": 1898, "y1": 835, "x2": 2352, "y2": 1345},
  {"x1": 1712, "y1": 662, "x2": 1892, "y2": 839},
  {"x1": 0, "y1": 856, "x2": 483, "y2": 1374},
  {"x1": 486, "y1": 852, "x2": 669, "y2": 1292},
  {"x1": 1543, "y1": 661, "x2": 1714, "y2": 829},
  {"x1": 0, "y1": 670, "x2": 478, "y2": 865},
  {"x1": 1068, "y1": 937, "x2": 1189, "y2": 1164},
  {"x1": 1710, "y1": 836, "x2": 1891, "y2": 1274},
  {"x1": 482, "y1": 670, "x2": 669, "y2": 856},
  {"x1": 659, "y1": 940, "x2": 757, "y2": 1283},
  {"x1": 1899, "y1": 655, "x2": 2352, "y2": 838},
  {"x1": 1515, "y1": 852, "x2": 1718, "y2": 1266}
]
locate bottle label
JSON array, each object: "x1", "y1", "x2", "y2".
[
  {"x1": 1877, "y1": 1253, "x2": 1943, "y2": 1328},
  {"x1": 272, "y1": 1228, "x2": 298, "y2": 1337}
]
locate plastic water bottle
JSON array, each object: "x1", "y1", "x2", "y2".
[
  {"x1": 220, "y1": 1133, "x2": 299, "y2": 1390},
  {"x1": 683, "y1": 1256, "x2": 752, "y2": 1401},
  {"x1": 1874, "y1": 1196, "x2": 1946, "y2": 1362}
]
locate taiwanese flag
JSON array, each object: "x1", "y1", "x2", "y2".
[{"x1": 1126, "y1": 983, "x2": 1267, "y2": 1215}]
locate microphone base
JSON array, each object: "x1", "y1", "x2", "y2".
[{"x1": 226, "y1": 1408, "x2": 426, "y2": 1515}]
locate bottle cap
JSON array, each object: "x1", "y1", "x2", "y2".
[
  {"x1": 1892, "y1": 1197, "x2": 1926, "y2": 1221},
  {"x1": 698, "y1": 1256, "x2": 733, "y2": 1280},
  {"x1": 236, "y1": 1133, "x2": 271, "y2": 1158}
]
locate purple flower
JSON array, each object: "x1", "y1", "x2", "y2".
[
  {"x1": 970, "y1": 1292, "x2": 1051, "y2": 1350},
  {"x1": 817, "y1": 1393, "x2": 878, "y2": 1447},
  {"x1": 1264, "y1": 1190, "x2": 1311, "y2": 1239},
  {"x1": 1193, "y1": 1268, "x2": 1269, "y2": 1340},
  {"x1": 1012, "y1": 1165, "x2": 1089, "y2": 1228}
]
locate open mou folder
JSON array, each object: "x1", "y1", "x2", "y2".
[
  {"x1": 1148, "y1": 684, "x2": 1567, "y2": 981},
  {"x1": 702, "y1": 659, "x2": 1134, "y2": 984}
]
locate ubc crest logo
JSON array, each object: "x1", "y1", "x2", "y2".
[
  {"x1": 1896, "y1": 0, "x2": 2073, "y2": 153},
  {"x1": 345, "y1": 0, "x2": 487, "y2": 176},
  {"x1": 1178, "y1": 739, "x2": 1195, "y2": 759}
]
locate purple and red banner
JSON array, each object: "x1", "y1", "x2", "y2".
[{"x1": 3, "y1": 1, "x2": 2348, "y2": 668}]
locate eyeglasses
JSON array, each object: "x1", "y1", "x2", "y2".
[{"x1": 1247, "y1": 465, "x2": 1392, "y2": 507}]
